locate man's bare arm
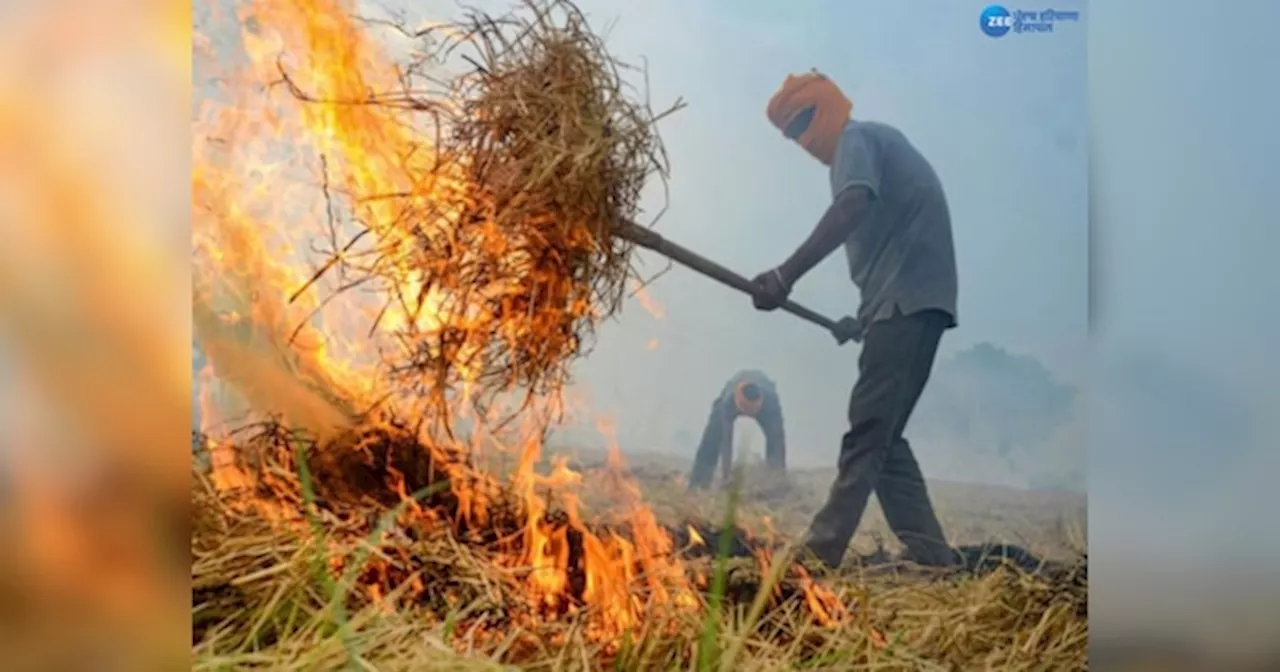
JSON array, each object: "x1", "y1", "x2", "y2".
[{"x1": 777, "y1": 186, "x2": 872, "y2": 288}]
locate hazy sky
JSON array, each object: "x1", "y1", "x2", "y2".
[
  {"x1": 193, "y1": 0, "x2": 1089, "y2": 475},
  {"x1": 421, "y1": 0, "x2": 1090, "y2": 469}
]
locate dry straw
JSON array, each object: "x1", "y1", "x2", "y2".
[
  {"x1": 285, "y1": 0, "x2": 683, "y2": 420},
  {"x1": 193, "y1": 432, "x2": 1089, "y2": 671}
]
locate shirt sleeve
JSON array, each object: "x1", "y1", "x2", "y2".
[{"x1": 829, "y1": 125, "x2": 883, "y2": 201}]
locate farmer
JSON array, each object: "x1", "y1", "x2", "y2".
[
  {"x1": 750, "y1": 71, "x2": 958, "y2": 569},
  {"x1": 687, "y1": 369, "x2": 786, "y2": 491}
]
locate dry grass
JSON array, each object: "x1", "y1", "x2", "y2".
[
  {"x1": 278, "y1": 0, "x2": 684, "y2": 424},
  {"x1": 192, "y1": 436, "x2": 1087, "y2": 671}
]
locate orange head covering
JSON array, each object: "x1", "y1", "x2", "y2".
[
  {"x1": 766, "y1": 70, "x2": 853, "y2": 166},
  {"x1": 733, "y1": 381, "x2": 764, "y2": 417}
]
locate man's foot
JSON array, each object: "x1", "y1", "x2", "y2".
[
  {"x1": 900, "y1": 543, "x2": 964, "y2": 569},
  {"x1": 953, "y1": 543, "x2": 1047, "y2": 575},
  {"x1": 793, "y1": 542, "x2": 841, "y2": 577}
]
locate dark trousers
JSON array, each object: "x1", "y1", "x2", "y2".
[
  {"x1": 804, "y1": 308, "x2": 954, "y2": 568},
  {"x1": 688, "y1": 408, "x2": 732, "y2": 490}
]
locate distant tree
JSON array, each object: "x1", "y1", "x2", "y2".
[{"x1": 912, "y1": 343, "x2": 1080, "y2": 488}]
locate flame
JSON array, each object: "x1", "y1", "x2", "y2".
[
  {"x1": 193, "y1": 0, "x2": 845, "y2": 645},
  {"x1": 628, "y1": 280, "x2": 666, "y2": 320},
  {"x1": 496, "y1": 416, "x2": 697, "y2": 639},
  {"x1": 792, "y1": 563, "x2": 848, "y2": 628}
]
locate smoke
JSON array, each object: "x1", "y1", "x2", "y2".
[
  {"x1": 188, "y1": 0, "x2": 1088, "y2": 497},
  {"x1": 910, "y1": 343, "x2": 1085, "y2": 492}
]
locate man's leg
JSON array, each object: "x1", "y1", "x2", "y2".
[
  {"x1": 803, "y1": 309, "x2": 948, "y2": 568},
  {"x1": 688, "y1": 402, "x2": 727, "y2": 491},
  {"x1": 877, "y1": 438, "x2": 956, "y2": 566},
  {"x1": 763, "y1": 434, "x2": 786, "y2": 472},
  {"x1": 761, "y1": 406, "x2": 787, "y2": 473}
]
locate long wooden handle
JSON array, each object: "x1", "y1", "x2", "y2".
[{"x1": 619, "y1": 222, "x2": 861, "y2": 343}]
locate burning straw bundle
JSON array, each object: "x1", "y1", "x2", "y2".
[{"x1": 288, "y1": 0, "x2": 682, "y2": 417}]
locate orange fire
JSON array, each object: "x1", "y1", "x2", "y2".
[
  {"x1": 192, "y1": 0, "x2": 693, "y2": 639},
  {"x1": 193, "y1": 0, "x2": 844, "y2": 644}
]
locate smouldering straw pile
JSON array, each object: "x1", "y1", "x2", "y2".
[
  {"x1": 193, "y1": 430, "x2": 1089, "y2": 670},
  {"x1": 195, "y1": 426, "x2": 853, "y2": 651},
  {"x1": 281, "y1": 0, "x2": 683, "y2": 419}
]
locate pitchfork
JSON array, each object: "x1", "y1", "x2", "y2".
[{"x1": 619, "y1": 222, "x2": 863, "y2": 345}]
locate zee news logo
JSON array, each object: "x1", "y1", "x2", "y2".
[{"x1": 980, "y1": 4, "x2": 1080, "y2": 39}]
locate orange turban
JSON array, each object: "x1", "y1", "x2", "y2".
[
  {"x1": 733, "y1": 381, "x2": 764, "y2": 417},
  {"x1": 766, "y1": 71, "x2": 853, "y2": 166}
]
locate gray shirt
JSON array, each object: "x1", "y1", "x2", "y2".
[{"x1": 829, "y1": 120, "x2": 958, "y2": 328}]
